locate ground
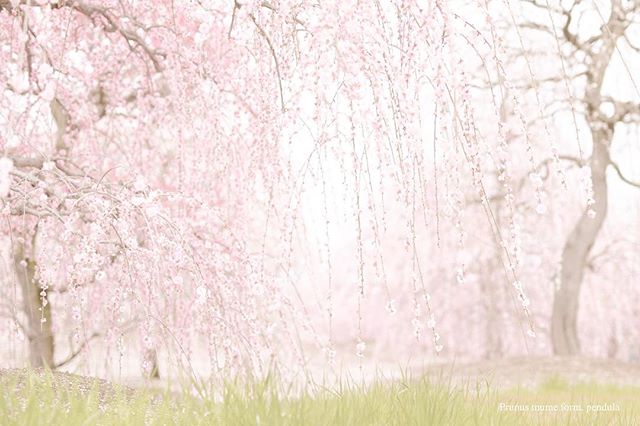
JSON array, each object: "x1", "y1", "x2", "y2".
[
  {"x1": 2, "y1": 357, "x2": 640, "y2": 425},
  {"x1": 420, "y1": 356, "x2": 640, "y2": 388}
]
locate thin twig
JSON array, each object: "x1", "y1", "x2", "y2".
[{"x1": 249, "y1": 13, "x2": 285, "y2": 112}]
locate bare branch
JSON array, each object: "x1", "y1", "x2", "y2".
[
  {"x1": 562, "y1": 3, "x2": 583, "y2": 51},
  {"x1": 54, "y1": 331, "x2": 101, "y2": 368},
  {"x1": 609, "y1": 159, "x2": 640, "y2": 189},
  {"x1": 520, "y1": 0, "x2": 563, "y2": 15},
  {"x1": 54, "y1": 319, "x2": 139, "y2": 368}
]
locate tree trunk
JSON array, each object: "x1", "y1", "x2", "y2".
[
  {"x1": 480, "y1": 254, "x2": 503, "y2": 359},
  {"x1": 14, "y1": 241, "x2": 54, "y2": 368},
  {"x1": 551, "y1": 132, "x2": 610, "y2": 355},
  {"x1": 549, "y1": 0, "x2": 627, "y2": 356},
  {"x1": 143, "y1": 348, "x2": 160, "y2": 379}
]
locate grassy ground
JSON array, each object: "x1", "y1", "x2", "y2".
[{"x1": 1, "y1": 369, "x2": 639, "y2": 425}]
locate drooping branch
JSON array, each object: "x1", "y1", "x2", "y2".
[
  {"x1": 466, "y1": 155, "x2": 584, "y2": 206},
  {"x1": 67, "y1": 2, "x2": 166, "y2": 72},
  {"x1": 249, "y1": 13, "x2": 286, "y2": 112},
  {"x1": 609, "y1": 159, "x2": 640, "y2": 189},
  {"x1": 229, "y1": 0, "x2": 293, "y2": 112},
  {"x1": 54, "y1": 319, "x2": 138, "y2": 368}
]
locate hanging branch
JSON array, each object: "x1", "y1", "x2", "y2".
[
  {"x1": 249, "y1": 13, "x2": 286, "y2": 113},
  {"x1": 609, "y1": 160, "x2": 640, "y2": 189}
]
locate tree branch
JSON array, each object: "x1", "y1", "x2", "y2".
[
  {"x1": 466, "y1": 155, "x2": 584, "y2": 206},
  {"x1": 54, "y1": 319, "x2": 139, "y2": 368},
  {"x1": 69, "y1": 1, "x2": 165, "y2": 72},
  {"x1": 1, "y1": 0, "x2": 165, "y2": 72},
  {"x1": 609, "y1": 159, "x2": 640, "y2": 189},
  {"x1": 54, "y1": 331, "x2": 101, "y2": 368},
  {"x1": 249, "y1": 13, "x2": 285, "y2": 112}
]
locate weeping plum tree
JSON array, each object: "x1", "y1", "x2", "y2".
[
  {"x1": 0, "y1": 0, "x2": 295, "y2": 374},
  {"x1": 1, "y1": 0, "x2": 611, "y2": 373},
  {"x1": 506, "y1": 0, "x2": 640, "y2": 356}
]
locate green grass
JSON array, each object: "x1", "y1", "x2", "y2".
[{"x1": 1, "y1": 370, "x2": 639, "y2": 425}]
